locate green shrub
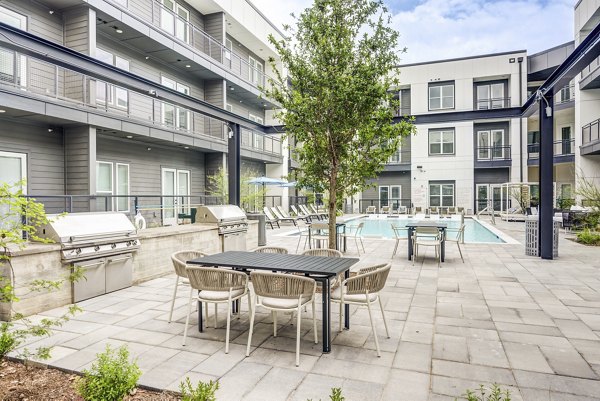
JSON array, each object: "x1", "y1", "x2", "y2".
[
  {"x1": 576, "y1": 229, "x2": 600, "y2": 246},
  {"x1": 76, "y1": 345, "x2": 141, "y2": 401},
  {"x1": 307, "y1": 387, "x2": 345, "y2": 401},
  {"x1": 179, "y1": 377, "x2": 219, "y2": 401},
  {"x1": 457, "y1": 384, "x2": 511, "y2": 401}
]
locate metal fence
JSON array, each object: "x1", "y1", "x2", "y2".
[
  {"x1": 475, "y1": 145, "x2": 511, "y2": 161},
  {"x1": 356, "y1": 198, "x2": 412, "y2": 213},
  {"x1": 527, "y1": 139, "x2": 575, "y2": 159},
  {"x1": 0, "y1": 45, "x2": 281, "y2": 156},
  {"x1": 582, "y1": 118, "x2": 600, "y2": 145}
]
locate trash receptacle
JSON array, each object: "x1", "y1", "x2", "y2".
[
  {"x1": 525, "y1": 216, "x2": 559, "y2": 257},
  {"x1": 246, "y1": 213, "x2": 267, "y2": 246}
]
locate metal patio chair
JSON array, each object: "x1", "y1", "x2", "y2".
[
  {"x1": 445, "y1": 224, "x2": 465, "y2": 262},
  {"x1": 391, "y1": 224, "x2": 409, "y2": 258},
  {"x1": 412, "y1": 226, "x2": 442, "y2": 267},
  {"x1": 182, "y1": 266, "x2": 250, "y2": 353},
  {"x1": 332, "y1": 262, "x2": 391, "y2": 357},
  {"x1": 246, "y1": 271, "x2": 317, "y2": 366},
  {"x1": 341, "y1": 222, "x2": 366, "y2": 255}
]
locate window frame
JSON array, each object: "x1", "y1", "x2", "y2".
[
  {"x1": 161, "y1": 76, "x2": 190, "y2": 130},
  {"x1": 115, "y1": 163, "x2": 130, "y2": 212},
  {"x1": 95, "y1": 48, "x2": 129, "y2": 109},
  {"x1": 428, "y1": 81, "x2": 454, "y2": 111},
  {"x1": 0, "y1": 151, "x2": 27, "y2": 193},
  {"x1": 249, "y1": 113, "x2": 264, "y2": 124},
  {"x1": 428, "y1": 128, "x2": 455, "y2": 156},
  {"x1": 429, "y1": 182, "x2": 455, "y2": 208},
  {"x1": 474, "y1": 81, "x2": 507, "y2": 110},
  {"x1": 248, "y1": 56, "x2": 264, "y2": 86},
  {"x1": 160, "y1": 0, "x2": 190, "y2": 44}
]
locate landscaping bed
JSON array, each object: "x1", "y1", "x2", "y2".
[{"x1": 0, "y1": 360, "x2": 180, "y2": 401}]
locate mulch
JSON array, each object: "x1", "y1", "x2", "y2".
[{"x1": 0, "y1": 360, "x2": 180, "y2": 401}]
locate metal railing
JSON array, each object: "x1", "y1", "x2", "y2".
[
  {"x1": 527, "y1": 139, "x2": 575, "y2": 159},
  {"x1": 582, "y1": 118, "x2": 600, "y2": 145},
  {"x1": 475, "y1": 97, "x2": 511, "y2": 110},
  {"x1": 581, "y1": 55, "x2": 600, "y2": 80},
  {"x1": 556, "y1": 83, "x2": 575, "y2": 104},
  {"x1": 0, "y1": 46, "x2": 281, "y2": 156},
  {"x1": 476, "y1": 145, "x2": 511, "y2": 161},
  {"x1": 106, "y1": 0, "x2": 275, "y2": 92},
  {"x1": 386, "y1": 149, "x2": 411, "y2": 164},
  {"x1": 393, "y1": 106, "x2": 411, "y2": 117}
]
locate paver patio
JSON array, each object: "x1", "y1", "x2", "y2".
[{"x1": 15, "y1": 217, "x2": 600, "y2": 400}]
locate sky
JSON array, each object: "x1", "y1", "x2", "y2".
[{"x1": 251, "y1": 0, "x2": 575, "y2": 64}]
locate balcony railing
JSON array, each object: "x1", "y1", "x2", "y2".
[
  {"x1": 0, "y1": 46, "x2": 281, "y2": 156},
  {"x1": 582, "y1": 118, "x2": 600, "y2": 145},
  {"x1": 475, "y1": 97, "x2": 511, "y2": 110},
  {"x1": 581, "y1": 55, "x2": 600, "y2": 80},
  {"x1": 393, "y1": 106, "x2": 411, "y2": 117},
  {"x1": 527, "y1": 139, "x2": 575, "y2": 159},
  {"x1": 476, "y1": 146, "x2": 511, "y2": 161},
  {"x1": 556, "y1": 83, "x2": 575, "y2": 104},
  {"x1": 386, "y1": 149, "x2": 411, "y2": 164},
  {"x1": 106, "y1": 0, "x2": 275, "y2": 92}
]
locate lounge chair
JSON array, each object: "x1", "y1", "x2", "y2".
[
  {"x1": 309, "y1": 204, "x2": 328, "y2": 219},
  {"x1": 448, "y1": 206, "x2": 457, "y2": 214},
  {"x1": 262, "y1": 207, "x2": 281, "y2": 229},
  {"x1": 414, "y1": 206, "x2": 423, "y2": 214},
  {"x1": 397, "y1": 205, "x2": 407, "y2": 214},
  {"x1": 278, "y1": 205, "x2": 310, "y2": 222},
  {"x1": 271, "y1": 207, "x2": 298, "y2": 226},
  {"x1": 366, "y1": 205, "x2": 377, "y2": 214},
  {"x1": 429, "y1": 206, "x2": 439, "y2": 215},
  {"x1": 299, "y1": 204, "x2": 321, "y2": 220},
  {"x1": 291, "y1": 205, "x2": 312, "y2": 221},
  {"x1": 380, "y1": 205, "x2": 391, "y2": 214}
]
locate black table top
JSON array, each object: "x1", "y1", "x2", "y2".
[
  {"x1": 405, "y1": 220, "x2": 448, "y2": 229},
  {"x1": 187, "y1": 251, "x2": 359, "y2": 277}
]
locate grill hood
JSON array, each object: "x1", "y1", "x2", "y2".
[
  {"x1": 196, "y1": 205, "x2": 247, "y2": 224},
  {"x1": 38, "y1": 212, "x2": 138, "y2": 245}
]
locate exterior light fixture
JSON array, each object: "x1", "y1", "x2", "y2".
[
  {"x1": 48, "y1": 128, "x2": 53, "y2": 133},
  {"x1": 145, "y1": 56, "x2": 150, "y2": 60},
  {"x1": 49, "y1": 10, "x2": 55, "y2": 14},
  {"x1": 147, "y1": 147, "x2": 151, "y2": 151},
  {"x1": 230, "y1": 86, "x2": 234, "y2": 91},
  {"x1": 509, "y1": 58, "x2": 516, "y2": 63},
  {"x1": 184, "y1": 146, "x2": 190, "y2": 149},
  {"x1": 113, "y1": 26, "x2": 123, "y2": 34},
  {"x1": 185, "y1": 64, "x2": 191, "y2": 68},
  {"x1": 0, "y1": 110, "x2": 6, "y2": 113},
  {"x1": 126, "y1": 135, "x2": 133, "y2": 139}
]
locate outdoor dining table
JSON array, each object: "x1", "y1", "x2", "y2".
[
  {"x1": 405, "y1": 220, "x2": 448, "y2": 262},
  {"x1": 308, "y1": 217, "x2": 353, "y2": 252},
  {"x1": 187, "y1": 251, "x2": 360, "y2": 353}
]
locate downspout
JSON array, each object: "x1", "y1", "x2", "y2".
[{"x1": 518, "y1": 57, "x2": 524, "y2": 183}]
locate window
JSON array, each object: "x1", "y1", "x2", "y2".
[
  {"x1": 253, "y1": 132, "x2": 264, "y2": 150},
  {"x1": 249, "y1": 113, "x2": 264, "y2": 124},
  {"x1": 475, "y1": 82, "x2": 505, "y2": 109},
  {"x1": 96, "y1": 48, "x2": 129, "y2": 109},
  {"x1": 559, "y1": 126, "x2": 573, "y2": 155},
  {"x1": 428, "y1": 129, "x2": 454, "y2": 155},
  {"x1": 0, "y1": 151, "x2": 27, "y2": 230},
  {"x1": 558, "y1": 85, "x2": 574, "y2": 103},
  {"x1": 429, "y1": 183, "x2": 454, "y2": 207},
  {"x1": 477, "y1": 129, "x2": 506, "y2": 160},
  {"x1": 560, "y1": 183, "x2": 572, "y2": 200},
  {"x1": 388, "y1": 144, "x2": 403, "y2": 163},
  {"x1": 161, "y1": 76, "x2": 190, "y2": 130},
  {"x1": 0, "y1": 6, "x2": 27, "y2": 88},
  {"x1": 160, "y1": 0, "x2": 190, "y2": 43},
  {"x1": 96, "y1": 161, "x2": 130, "y2": 212},
  {"x1": 428, "y1": 82, "x2": 454, "y2": 110},
  {"x1": 225, "y1": 38, "x2": 232, "y2": 64},
  {"x1": 249, "y1": 56, "x2": 264, "y2": 86}
]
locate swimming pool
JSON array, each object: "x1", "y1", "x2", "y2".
[{"x1": 351, "y1": 215, "x2": 506, "y2": 243}]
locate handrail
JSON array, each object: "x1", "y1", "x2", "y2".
[
  {"x1": 475, "y1": 97, "x2": 511, "y2": 110},
  {"x1": 475, "y1": 145, "x2": 511, "y2": 161},
  {"x1": 476, "y1": 202, "x2": 496, "y2": 225},
  {"x1": 527, "y1": 139, "x2": 575, "y2": 158}
]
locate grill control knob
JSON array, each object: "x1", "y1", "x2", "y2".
[
  {"x1": 75, "y1": 248, "x2": 82, "y2": 254},
  {"x1": 94, "y1": 246, "x2": 100, "y2": 251},
  {"x1": 111, "y1": 243, "x2": 117, "y2": 249}
]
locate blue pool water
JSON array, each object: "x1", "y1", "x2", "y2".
[{"x1": 353, "y1": 216, "x2": 505, "y2": 243}]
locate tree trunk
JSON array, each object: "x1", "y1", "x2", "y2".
[
  {"x1": 328, "y1": 174, "x2": 337, "y2": 250},
  {"x1": 0, "y1": 260, "x2": 13, "y2": 322}
]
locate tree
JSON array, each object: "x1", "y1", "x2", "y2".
[
  {"x1": 264, "y1": 0, "x2": 415, "y2": 248},
  {"x1": 207, "y1": 168, "x2": 267, "y2": 211}
]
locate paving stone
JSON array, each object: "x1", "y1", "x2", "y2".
[
  {"x1": 311, "y1": 357, "x2": 390, "y2": 384},
  {"x1": 215, "y1": 361, "x2": 272, "y2": 400},
  {"x1": 499, "y1": 331, "x2": 571, "y2": 348},
  {"x1": 555, "y1": 319, "x2": 599, "y2": 340},
  {"x1": 495, "y1": 322, "x2": 562, "y2": 336},
  {"x1": 288, "y1": 373, "x2": 344, "y2": 401},
  {"x1": 381, "y1": 369, "x2": 430, "y2": 401},
  {"x1": 401, "y1": 322, "x2": 434, "y2": 344},
  {"x1": 111, "y1": 327, "x2": 175, "y2": 346},
  {"x1": 138, "y1": 350, "x2": 206, "y2": 389},
  {"x1": 432, "y1": 334, "x2": 468, "y2": 363},
  {"x1": 467, "y1": 339, "x2": 509, "y2": 368},
  {"x1": 503, "y1": 342, "x2": 554, "y2": 374},
  {"x1": 539, "y1": 346, "x2": 598, "y2": 379},
  {"x1": 242, "y1": 366, "x2": 305, "y2": 401},
  {"x1": 393, "y1": 341, "x2": 432, "y2": 373},
  {"x1": 190, "y1": 343, "x2": 247, "y2": 377},
  {"x1": 513, "y1": 370, "x2": 600, "y2": 397},
  {"x1": 431, "y1": 359, "x2": 516, "y2": 385}
]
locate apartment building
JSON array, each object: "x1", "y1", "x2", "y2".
[
  {"x1": 575, "y1": 0, "x2": 600, "y2": 196},
  {"x1": 0, "y1": 0, "x2": 286, "y2": 224}
]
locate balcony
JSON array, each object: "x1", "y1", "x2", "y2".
[
  {"x1": 384, "y1": 149, "x2": 411, "y2": 171},
  {"x1": 104, "y1": 0, "x2": 274, "y2": 93},
  {"x1": 527, "y1": 139, "x2": 575, "y2": 164},
  {"x1": 0, "y1": 46, "x2": 281, "y2": 158},
  {"x1": 474, "y1": 145, "x2": 511, "y2": 168},
  {"x1": 580, "y1": 55, "x2": 600, "y2": 89},
  {"x1": 555, "y1": 83, "x2": 575, "y2": 105},
  {"x1": 474, "y1": 97, "x2": 511, "y2": 110},
  {"x1": 582, "y1": 118, "x2": 600, "y2": 155}
]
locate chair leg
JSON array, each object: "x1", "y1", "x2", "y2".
[
  {"x1": 360, "y1": 237, "x2": 365, "y2": 253},
  {"x1": 312, "y1": 299, "x2": 318, "y2": 344},
  {"x1": 339, "y1": 300, "x2": 343, "y2": 333},
  {"x1": 168, "y1": 276, "x2": 179, "y2": 323},
  {"x1": 225, "y1": 297, "x2": 232, "y2": 354},
  {"x1": 378, "y1": 296, "x2": 390, "y2": 338},
  {"x1": 273, "y1": 311, "x2": 277, "y2": 337},
  {"x1": 457, "y1": 242, "x2": 464, "y2": 263},
  {"x1": 246, "y1": 296, "x2": 257, "y2": 357},
  {"x1": 296, "y1": 235, "x2": 301, "y2": 253},
  {"x1": 182, "y1": 287, "x2": 194, "y2": 346},
  {"x1": 296, "y1": 304, "x2": 302, "y2": 367},
  {"x1": 366, "y1": 297, "x2": 381, "y2": 357},
  {"x1": 355, "y1": 237, "x2": 360, "y2": 256},
  {"x1": 214, "y1": 303, "x2": 218, "y2": 328},
  {"x1": 204, "y1": 302, "x2": 209, "y2": 328},
  {"x1": 392, "y1": 239, "x2": 399, "y2": 257}
]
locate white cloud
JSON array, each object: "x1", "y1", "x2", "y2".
[{"x1": 250, "y1": 0, "x2": 575, "y2": 63}]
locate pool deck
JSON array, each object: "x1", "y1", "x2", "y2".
[{"x1": 12, "y1": 217, "x2": 600, "y2": 400}]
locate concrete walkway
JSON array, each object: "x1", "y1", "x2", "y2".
[{"x1": 19, "y1": 217, "x2": 600, "y2": 400}]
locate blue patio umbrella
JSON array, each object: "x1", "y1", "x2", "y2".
[{"x1": 247, "y1": 176, "x2": 287, "y2": 208}]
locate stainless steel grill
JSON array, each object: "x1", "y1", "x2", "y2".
[
  {"x1": 196, "y1": 205, "x2": 248, "y2": 251},
  {"x1": 37, "y1": 212, "x2": 140, "y2": 302}
]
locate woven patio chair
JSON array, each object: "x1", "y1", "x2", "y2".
[
  {"x1": 413, "y1": 226, "x2": 442, "y2": 267},
  {"x1": 331, "y1": 263, "x2": 391, "y2": 357},
  {"x1": 182, "y1": 266, "x2": 250, "y2": 353},
  {"x1": 254, "y1": 246, "x2": 289, "y2": 254},
  {"x1": 169, "y1": 250, "x2": 208, "y2": 323},
  {"x1": 246, "y1": 272, "x2": 317, "y2": 366}
]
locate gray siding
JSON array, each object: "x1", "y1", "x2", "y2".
[
  {"x1": 0, "y1": 119, "x2": 65, "y2": 212},
  {"x1": 473, "y1": 168, "x2": 510, "y2": 184},
  {"x1": 96, "y1": 135, "x2": 206, "y2": 196},
  {"x1": 226, "y1": 34, "x2": 265, "y2": 82},
  {"x1": 204, "y1": 79, "x2": 225, "y2": 108},
  {"x1": 205, "y1": 13, "x2": 224, "y2": 62},
  {"x1": 242, "y1": 160, "x2": 266, "y2": 177},
  {"x1": 64, "y1": 7, "x2": 94, "y2": 55},
  {"x1": 65, "y1": 126, "x2": 96, "y2": 212},
  {"x1": 363, "y1": 172, "x2": 412, "y2": 209},
  {"x1": 226, "y1": 91, "x2": 265, "y2": 121},
  {"x1": 2, "y1": 1, "x2": 64, "y2": 44}
]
